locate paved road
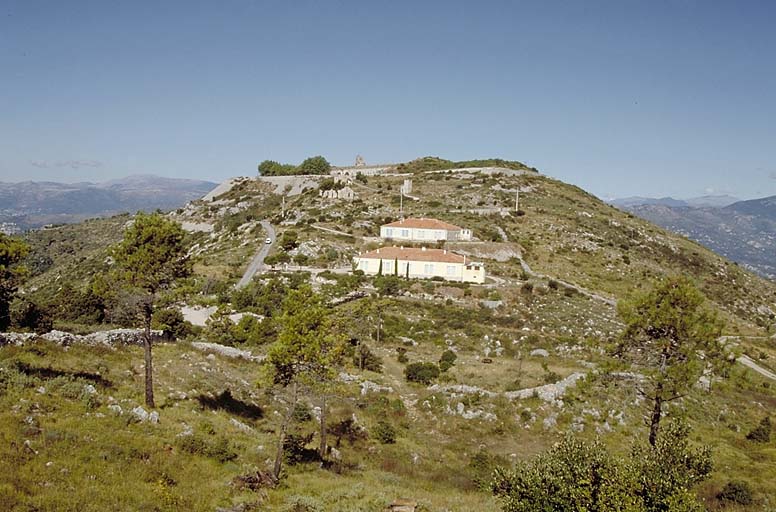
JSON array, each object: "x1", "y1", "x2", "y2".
[
  {"x1": 739, "y1": 355, "x2": 776, "y2": 381},
  {"x1": 235, "y1": 220, "x2": 275, "y2": 288}
]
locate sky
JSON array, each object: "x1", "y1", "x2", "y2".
[{"x1": 1, "y1": 0, "x2": 775, "y2": 200}]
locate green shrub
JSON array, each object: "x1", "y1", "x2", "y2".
[
  {"x1": 372, "y1": 420, "x2": 396, "y2": 444},
  {"x1": 717, "y1": 480, "x2": 753, "y2": 505},
  {"x1": 152, "y1": 308, "x2": 191, "y2": 340},
  {"x1": 292, "y1": 402, "x2": 313, "y2": 423},
  {"x1": 439, "y1": 350, "x2": 457, "y2": 372},
  {"x1": 404, "y1": 362, "x2": 440, "y2": 384},
  {"x1": 354, "y1": 344, "x2": 383, "y2": 372},
  {"x1": 746, "y1": 416, "x2": 771, "y2": 443}
]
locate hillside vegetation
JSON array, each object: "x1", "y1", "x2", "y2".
[{"x1": 3, "y1": 158, "x2": 775, "y2": 511}]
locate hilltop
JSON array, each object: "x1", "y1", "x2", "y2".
[{"x1": 3, "y1": 158, "x2": 776, "y2": 510}]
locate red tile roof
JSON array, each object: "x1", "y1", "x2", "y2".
[
  {"x1": 356, "y1": 246, "x2": 467, "y2": 264},
  {"x1": 382, "y1": 217, "x2": 463, "y2": 231}
]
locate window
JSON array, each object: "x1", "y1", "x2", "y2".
[
  {"x1": 417, "y1": 230, "x2": 425, "y2": 239},
  {"x1": 359, "y1": 260, "x2": 369, "y2": 271},
  {"x1": 447, "y1": 265, "x2": 456, "y2": 276},
  {"x1": 385, "y1": 228, "x2": 393, "y2": 237},
  {"x1": 424, "y1": 263, "x2": 434, "y2": 274},
  {"x1": 382, "y1": 259, "x2": 393, "y2": 272},
  {"x1": 400, "y1": 229, "x2": 409, "y2": 237},
  {"x1": 435, "y1": 230, "x2": 444, "y2": 239}
]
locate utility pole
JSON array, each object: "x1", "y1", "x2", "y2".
[
  {"x1": 281, "y1": 196, "x2": 286, "y2": 218},
  {"x1": 515, "y1": 189, "x2": 520, "y2": 212},
  {"x1": 400, "y1": 188, "x2": 404, "y2": 220}
]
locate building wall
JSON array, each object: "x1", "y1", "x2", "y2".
[
  {"x1": 353, "y1": 256, "x2": 485, "y2": 284},
  {"x1": 380, "y1": 226, "x2": 461, "y2": 241}
]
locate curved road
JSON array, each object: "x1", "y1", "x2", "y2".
[{"x1": 235, "y1": 220, "x2": 275, "y2": 288}]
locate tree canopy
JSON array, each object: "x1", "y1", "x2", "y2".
[
  {"x1": 112, "y1": 212, "x2": 191, "y2": 407},
  {"x1": 257, "y1": 156, "x2": 331, "y2": 176},
  {"x1": 615, "y1": 276, "x2": 726, "y2": 445},
  {"x1": 0, "y1": 234, "x2": 30, "y2": 331}
]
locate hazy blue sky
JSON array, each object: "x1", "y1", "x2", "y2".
[{"x1": 2, "y1": 1, "x2": 775, "y2": 199}]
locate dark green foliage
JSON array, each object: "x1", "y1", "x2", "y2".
[
  {"x1": 617, "y1": 277, "x2": 726, "y2": 446},
  {"x1": 283, "y1": 432, "x2": 318, "y2": 465},
  {"x1": 492, "y1": 422, "x2": 711, "y2": 512},
  {"x1": 353, "y1": 344, "x2": 383, "y2": 372},
  {"x1": 231, "y1": 276, "x2": 292, "y2": 317},
  {"x1": 404, "y1": 362, "x2": 440, "y2": 384},
  {"x1": 196, "y1": 389, "x2": 263, "y2": 420},
  {"x1": 631, "y1": 422, "x2": 713, "y2": 511},
  {"x1": 717, "y1": 480, "x2": 754, "y2": 505},
  {"x1": 0, "y1": 233, "x2": 29, "y2": 331},
  {"x1": 469, "y1": 449, "x2": 507, "y2": 490},
  {"x1": 374, "y1": 275, "x2": 402, "y2": 296},
  {"x1": 492, "y1": 436, "x2": 636, "y2": 512},
  {"x1": 50, "y1": 281, "x2": 106, "y2": 324},
  {"x1": 292, "y1": 402, "x2": 313, "y2": 423},
  {"x1": 279, "y1": 230, "x2": 299, "y2": 251},
  {"x1": 176, "y1": 434, "x2": 237, "y2": 463},
  {"x1": 746, "y1": 416, "x2": 771, "y2": 443},
  {"x1": 257, "y1": 160, "x2": 296, "y2": 176},
  {"x1": 152, "y1": 308, "x2": 191, "y2": 339},
  {"x1": 439, "y1": 350, "x2": 457, "y2": 372},
  {"x1": 372, "y1": 420, "x2": 396, "y2": 444},
  {"x1": 327, "y1": 418, "x2": 367, "y2": 447},
  {"x1": 10, "y1": 299, "x2": 53, "y2": 333},
  {"x1": 297, "y1": 156, "x2": 331, "y2": 175}
]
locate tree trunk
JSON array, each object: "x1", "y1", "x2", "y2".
[
  {"x1": 143, "y1": 312, "x2": 155, "y2": 409},
  {"x1": 273, "y1": 381, "x2": 297, "y2": 480},
  {"x1": 648, "y1": 382, "x2": 664, "y2": 447},
  {"x1": 319, "y1": 394, "x2": 327, "y2": 460}
]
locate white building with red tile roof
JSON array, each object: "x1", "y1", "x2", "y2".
[
  {"x1": 379, "y1": 217, "x2": 472, "y2": 242},
  {"x1": 353, "y1": 246, "x2": 485, "y2": 284}
]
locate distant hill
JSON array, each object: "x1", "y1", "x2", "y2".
[
  {"x1": 610, "y1": 195, "x2": 739, "y2": 209},
  {"x1": 619, "y1": 195, "x2": 776, "y2": 279},
  {"x1": 0, "y1": 175, "x2": 217, "y2": 230}
]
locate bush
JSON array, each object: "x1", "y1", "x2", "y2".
[
  {"x1": 10, "y1": 299, "x2": 53, "y2": 334},
  {"x1": 404, "y1": 362, "x2": 440, "y2": 384},
  {"x1": 354, "y1": 344, "x2": 383, "y2": 372},
  {"x1": 176, "y1": 434, "x2": 237, "y2": 463},
  {"x1": 746, "y1": 416, "x2": 771, "y2": 443},
  {"x1": 292, "y1": 402, "x2": 313, "y2": 423},
  {"x1": 152, "y1": 308, "x2": 191, "y2": 340},
  {"x1": 374, "y1": 275, "x2": 402, "y2": 296},
  {"x1": 717, "y1": 480, "x2": 753, "y2": 505},
  {"x1": 372, "y1": 420, "x2": 396, "y2": 444},
  {"x1": 439, "y1": 350, "x2": 457, "y2": 372}
]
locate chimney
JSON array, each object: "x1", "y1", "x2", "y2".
[
  {"x1": 444, "y1": 249, "x2": 447, "y2": 254},
  {"x1": 376, "y1": 248, "x2": 380, "y2": 254},
  {"x1": 421, "y1": 247, "x2": 426, "y2": 251}
]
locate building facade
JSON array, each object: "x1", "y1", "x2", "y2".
[
  {"x1": 379, "y1": 218, "x2": 472, "y2": 242},
  {"x1": 353, "y1": 246, "x2": 485, "y2": 284}
]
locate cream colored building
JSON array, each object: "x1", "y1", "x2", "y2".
[
  {"x1": 353, "y1": 246, "x2": 485, "y2": 284},
  {"x1": 380, "y1": 217, "x2": 472, "y2": 242}
]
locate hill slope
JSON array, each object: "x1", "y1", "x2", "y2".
[
  {"x1": 5, "y1": 160, "x2": 776, "y2": 510},
  {"x1": 621, "y1": 195, "x2": 776, "y2": 280}
]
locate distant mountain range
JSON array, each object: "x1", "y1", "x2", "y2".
[
  {"x1": 610, "y1": 195, "x2": 740, "y2": 209},
  {"x1": 0, "y1": 175, "x2": 217, "y2": 231},
  {"x1": 612, "y1": 195, "x2": 776, "y2": 280}
]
